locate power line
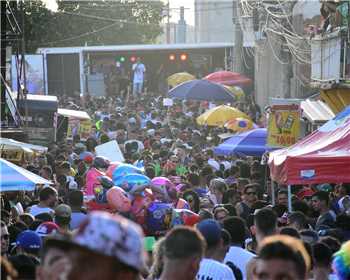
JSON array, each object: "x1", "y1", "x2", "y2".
[{"x1": 41, "y1": 22, "x2": 121, "y2": 45}]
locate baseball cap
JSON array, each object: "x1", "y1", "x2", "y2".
[
  {"x1": 297, "y1": 188, "x2": 315, "y2": 200},
  {"x1": 316, "y1": 183, "x2": 332, "y2": 192},
  {"x1": 72, "y1": 211, "x2": 145, "y2": 271},
  {"x1": 16, "y1": 230, "x2": 42, "y2": 251},
  {"x1": 55, "y1": 204, "x2": 72, "y2": 218},
  {"x1": 196, "y1": 219, "x2": 222, "y2": 247},
  {"x1": 79, "y1": 151, "x2": 94, "y2": 165},
  {"x1": 35, "y1": 222, "x2": 59, "y2": 237}
]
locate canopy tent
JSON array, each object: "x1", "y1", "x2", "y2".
[
  {"x1": 57, "y1": 109, "x2": 91, "y2": 120},
  {"x1": 269, "y1": 106, "x2": 350, "y2": 185},
  {"x1": 0, "y1": 158, "x2": 52, "y2": 192},
  {"x1": 57, "y1": 108, "x2": 92, "y2": 141},
  {"x1": 0, "y1": 138, "x2": 48, "y2": 153},
  {"x1": 214, "y1": 128, "x2": 268, "y2": 157}
]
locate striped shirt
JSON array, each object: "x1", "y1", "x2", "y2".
[{"x1": 196, "y1": 258, "x2": 235, "y2": 280}]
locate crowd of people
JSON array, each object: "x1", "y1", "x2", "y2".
[{"x1": 1, "y1": 91, "x2": 350, "y2": 280}]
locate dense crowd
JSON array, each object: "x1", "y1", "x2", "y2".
[{"x1": 1, "y1": 92, "x2": 350, "y2": 280}]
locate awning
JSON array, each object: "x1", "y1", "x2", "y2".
[
  {"x1": 0, "y1": 138, "x2": 48, "y2": 153},
  {"x1": 17, "y1": 94, "x2": 58, "y2": 112},
  {"x1": 0, "y1": 158, "x2": 52, "y2": 192},
  {"x1": 57, "y1": 108, "x2": 91, "y2": 120},
  {"x1": 269, "y1": 106, "x2": 350, "y2": 185},
  {"x1": 321, "y1": 88, "x2": 350, "y2": 114},
  {"x1": 301, "y1": 99, "x2": 335, "y2": 123}
]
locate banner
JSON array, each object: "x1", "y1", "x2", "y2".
[
  {"x1": 67, "y1": 118, "x2": 92, "y2": 140},
  {"x1": 267, "y1": 103, "x2": 301, "y2": 147},
  {"x1": 11, "y1": 55, "x2": 45, "y2": 94}
]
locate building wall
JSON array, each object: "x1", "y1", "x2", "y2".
[
  {"x1": 194, "y1": 0, "x2": 235, "y2": 43},
  {"x1": 254, "y1": 1, "x2": 320, "y2": 107},
  {"x1": 254, "y1": 38, "x2": 291, "y2": 107}
]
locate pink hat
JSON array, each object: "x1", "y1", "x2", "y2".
[
  {"x1": 73, "y1": 211, "x2": 145, "y2": 271},
  {"x1": 35, "y1": 222, "x2": 59, "y2": 237}
]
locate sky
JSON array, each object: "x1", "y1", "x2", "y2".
[
  {"x1": 168, "y1": 0, "x2": 194, "y2": 26},
  {"x1": 43, "y1": 0, "x2": 195, "y2": 25}
]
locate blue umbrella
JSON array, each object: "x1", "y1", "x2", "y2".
[
  {"x1": 0, "y1": 158, "x2": 52, "y2": 192},
  {"x1": 214, "y1": 128, "x2": 269, "y2": 157},
  {"x1": 168, "y1": 79, "x2": 235, "y2": 102}
]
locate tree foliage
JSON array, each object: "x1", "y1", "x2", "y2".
[{"x1": 23, "y1": 0, "x2": 164, "y2": 52}]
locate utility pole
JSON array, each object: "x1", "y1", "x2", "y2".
[
  {"x1": 232, "y1": 0, "x2": 243, "y2": 73},
  {"x1": 1, "y1": 1, "x2": 7, "y2": 104},
  {"x1": 177, "y1": 6, "x2": 186, "y2": 43},
  {"x1": 166, "y1": 0, "x2": 170, "y2": 44},
  {"x1": 20, "y1": 0, "x2": 28, "y2": 128}
]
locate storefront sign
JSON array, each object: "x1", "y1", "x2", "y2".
[{"x1": 268, "y1": 103, "x2": 301, "y2": 147}]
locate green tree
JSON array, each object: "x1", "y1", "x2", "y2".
[{"x1": 24, "y1": 0, "x2": 164, "y2": 52}]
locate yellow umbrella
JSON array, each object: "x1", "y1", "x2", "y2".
[
  {"x1": 196, "y1": 105, "x2": 251, "y2": 127},
  {"x1": 225, "y1": 117, "x2": 256, "y2": 132},
  {"x1": 223, "y1": 85, "x2": 245, "y2": 100},
  {"x1": 167, "y1": 72, "x2": 195, "y2": 87}
]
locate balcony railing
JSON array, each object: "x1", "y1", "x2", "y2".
[{"x1": 310, "y1": 29, "x2": 350, "y2": 87}]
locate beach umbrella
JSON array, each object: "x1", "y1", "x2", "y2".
[
  {"x1": 196, "y1": 105, "x2": 250, "y2": 127},
  {"x1": 167, "y1": 72, "x2": 195, "y2": 87},
  {"x1": 168, "y1": 79, "x2": 235, "y2": 102},
  {"x1": 0, "y1": 158, "x2": 52, "y2": 192},
  {"x1": 214, "y1": 128, "x2": 268, "y2": 157},
  {"x1": 225, "y1": 118, "x2": 257, "y2": 132},
  {"x1": 223, "y1": 85, "x2": 245, "y2": 100},
  {"x1": 204, "y1": 71, "x2": 252, "y2": 87}
]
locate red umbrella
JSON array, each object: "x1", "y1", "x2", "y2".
[{"x1": 204, "y1": 71, "x2": 252, "y2": 87}]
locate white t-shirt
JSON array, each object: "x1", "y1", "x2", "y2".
[
  {"x1": 29, "y1": 205, "x2": 54, "y2": 217},
  {"x1": 132, "y1": 63, "x2": 146, "y2": 83},
  {"x1": 224, "y1": 246, "x2": 256, "y2": 280},
  {"x1": 196, "y1": 258, "x2": 235, "y2": 280}
]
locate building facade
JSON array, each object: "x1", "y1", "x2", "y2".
[{"x1": 194, "y1": 0, "x2": 235, "y2": 43}]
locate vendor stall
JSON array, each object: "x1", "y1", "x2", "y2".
[
  {"x1": 0, "y1": 158, "x2": 52, "y2": 192},
  {"x1": 0, "y1": 138, "x2": 47, "y2": 163},
  {"x1": 57, "y1": 108, "x2": 92, "y2": 141},
  {"x1": 269, "y1": 106, "x2": 350, "y2": 186}
]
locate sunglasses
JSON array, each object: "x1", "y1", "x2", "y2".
[{"x1": 246, "y1": 192, "x2": 257, "y2": 196}]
